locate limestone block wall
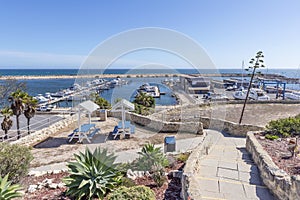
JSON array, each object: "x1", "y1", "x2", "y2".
[
  {"x1": 199, "y1": 117, "x2": 264, "y2": 137},
  {"x1": 246, "y1": 132, "x2": 300, "y2": 200},
  {"x1": 111, "y1": 111, "x2": 204, "y2": 134},
  {"x1": 182, "y1": 131, "x2": 221, "y2": 199},
  {"x1": 11, "y1": 115, "x2": 77, "y2": 146}
]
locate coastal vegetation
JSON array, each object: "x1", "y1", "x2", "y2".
[
  {"x1": 90, "y1": 92, "x2": 111, "y2": 109},
  {"x1": 0, "y1": 143, "x2": 33, "y2": 183},
  {"x1": 0, "y1": 174, "x2": 23, "y2": 200},
  {"x1": 7, "y1": 89, "x2": 37, "y2": 139},
  {"x1": 133, "y1": 92, "x2": 155, "y2": 115},
  {"x1": 23, "y1": 96, "x2": 38, "y2": 135},
  {"x1": 61, "y1": 143, "x2": 177, "y2": 199},
  {"x1": 107, "y1": 185, "x2": 155, "y2": 200},
  {"x1": 266, "y1": 114, "x2": 300, "y2": 137},
  {"x1": 134, "y1": 143, "x2": 169, "y2": 171},
  {"x1": 1, "y1": 107, "x2": 13, "y2": 140},
  {"x1": 63, "y1": 147, "x2": 122, "y2": 200},
  {"x1": 9, "y1": 89, "x2": 28, "y2": 139}
]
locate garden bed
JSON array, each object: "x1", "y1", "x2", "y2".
[
  {"x1": 19, "y1": 159, "x2": 185, "y2": 200},
  {"x1": 255, "y1": 133, "x2": 300, "y2": 176}
]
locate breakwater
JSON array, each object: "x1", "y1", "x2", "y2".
[{"x1": 1, "y1": 72, "x2": 298, "y2": 82}]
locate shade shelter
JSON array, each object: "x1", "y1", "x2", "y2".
[
  {"x1": 111, "y1": 99, "x2": 135, "y2": 132},
  {"x1": 78, "y1": 100, "x2": 100, "y2": 131},
  {"x1": 68, "y1": 100, "x2": 100, "y2": 143}
]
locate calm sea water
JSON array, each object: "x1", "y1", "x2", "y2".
[
  {"x1": 0, "y1": 68, "x2": 299, "y2": 78},
  {"x1": 0, "y1": 68, "x2": 299, "y2": 107}
]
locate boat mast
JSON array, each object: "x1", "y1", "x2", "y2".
[{"x1": 241, "y1": 60, "x2": 244, "y2": 87}]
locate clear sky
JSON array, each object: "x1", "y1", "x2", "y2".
[{"x1": 0, "y1": 0, "x2": 299, "y2": 69}]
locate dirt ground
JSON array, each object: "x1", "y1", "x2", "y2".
[
  {"x1": 30, "y1": 116, "x2": 199, "y2": 168},
  {"x1": 30, "y1": 103, "x2": 299, "y2": 168},
  {"x1": 166, "y1": 103, "x2": 300, "y2": 127}
]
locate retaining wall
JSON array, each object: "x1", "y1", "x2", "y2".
[
  {"x1": 111, "y1": 111, "x2": 204, "y2": 134},
  {"x1": 11, "y1": 115, "x2": 77, "y2": 146},
  {"x1": 246, "y1": 132, "x2": 300, "y2": 200},
  {"x1": 182, "y1": 131, "x2": 221, "y2": 199},
  {"x1": 199, "y1": 116, "x2": 264, "y2": 137}
]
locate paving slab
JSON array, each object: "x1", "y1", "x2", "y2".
[{"x1": 191, "y1": 130, "x2": 274, "y2": 200}]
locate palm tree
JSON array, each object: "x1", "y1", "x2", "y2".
[
  {"x1": 9, "y1": 89, "x2": 28, "y2": 139},
  {"x1": 94, "y1": 97, "x2": 111, "y2": 109},
  {"x1": 23, "y1": 96, "x2": 38, "y2": 135},
  {"x1": 1, "y1": 107, "x2": 13, "y2": 140},
  {"x1": 134, "y1": 92, "x2": 155, "y2": 108}
]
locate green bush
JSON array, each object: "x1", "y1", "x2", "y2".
[
  {"x1": 265, "y1": 134, "x2": 279, "y2": 140},
  {"x1": 151, "y1": 164, "x2": 166, "y2": 187},
  {"x1": 107, "y1": 186, "x2": 155, "y2": 200},
  {"x1": 0, "y1": 174, "x2": 23, "y2": 199},
  {"x1": 63, "y1": 147, "x2": 123, "y2": 200},
  {"x1": 120, "y1": 177, "x2": 136, "y2": 188},
  {"x1": 176, "y1": 152, "x2": 191, "y2": 162},
  {"x1": 0, "y1": 143, "x2": 33, "y2": 183},
  {"x1": 266, "y1": 115, "x2": 300, "y2": 137},
  {"x1": 134, "y1": 143, "x2": 169, "y2": 171}
]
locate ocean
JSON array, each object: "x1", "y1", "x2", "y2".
[
  {"x1": 0, "y1": 68, "x2": 299, "y2": 107},
  {"x1": 0, "y1": 68, "x2": 299, "y2": 78}
]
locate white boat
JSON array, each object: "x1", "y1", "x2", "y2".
[
  {"x1": 233, "y1": 88, "x2": 270, "y2": 101},
  {"x1": 45, "y1": 92, "x2": 54, "y2": 100},
  {"x1": 36, "y1": 105, "x2": 52, "y2": 112},
  {"x1": 233, "y1": 90, "x2": 247, "y2": 100},
  {"x1": 34, "y1": 94, "x2": 49, "y2": 104},
  {"x1": 138, "y1": 84, "x2": 160, "y2": 98},
  {"x1": 285, "y1": 91, "x2": 300, "y2": 100}
]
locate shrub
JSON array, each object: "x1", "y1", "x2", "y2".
[
  {"x1": 265, "y1": 134, "x2": 279, "y2": 140},
  {"x1": 266, "y1": 115, "x2": 300, "y2": 137},
  {"x1": 151, "y1": 164, "x2": 166, "y2": 187},
  {"x1": 0, "y1": 174, "x2": 23, "y2": 199},
  {"x1": 134, "y1": 143, "x2": 169, "y2": 171},
  {"x1": 63, "y1": 147, "x2": 123, "y2": 200},
  {"x1": 107, "y1": 186, "x2": 155, "y2": 200},
  {"x1": 176, "y1": 152, "x2": 191, "y2": 162},
  {"x1": 120, "y1": 177, "x2": 136, "y2": 188},
  {"x1": 0, "y1": 143, "x2": 33, "y2": 183}
]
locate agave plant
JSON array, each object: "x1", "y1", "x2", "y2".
[
  {"x1": 135, "y1": 143, "x2": 169, "y2": 171},
  {"x1": 0, "y1": 174, "x2": 23, "y2": 200},
  {"x1": 63, "y1": 147, "x2": 123, "y2": 200}
]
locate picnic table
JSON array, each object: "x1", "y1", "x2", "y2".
[
  {"x1": 117, "y1": 121, "x2": 135, "y2": 139},
  {"x1": 68, "y1": 123, "x2": 100, "y2": 143}
]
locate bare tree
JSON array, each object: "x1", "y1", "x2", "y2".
[{"x1": 0, "y1": 79, "x2": 26, "y2": 107}]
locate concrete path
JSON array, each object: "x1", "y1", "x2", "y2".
[
  {"x1": 29, "y1": 136, "x2": 204, "y2": 175},
  {"x1": 190, "y1": 131, "x2": 275, "y2": 200}
]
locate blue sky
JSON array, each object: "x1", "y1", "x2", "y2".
[{"x1": 0, "y1": 0, "x2": 299, "y2": 69}]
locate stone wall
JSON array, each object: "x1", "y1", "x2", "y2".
[
  {"x1": 182, "y1": 131, "x2": 221, "y2": 199},
  {"x1": 11, "y1": 115, "x2": 77, "y2": 146},
  {"x1": 111, "y1": 111, "x2": 204, "y2": 134},
  {"x1": 199, "y1": 117, "x2": 264, "y2": 137},
  {"x1": 246, "y1": 132, "x2": 300, "y2": 200}
]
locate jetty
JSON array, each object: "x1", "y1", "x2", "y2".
[{"x1": 1, "y1": 72, "x2": 298, "y2": 84}]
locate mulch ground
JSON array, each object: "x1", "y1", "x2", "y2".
[
  {"x1": 19, "y1": 161, "x2": 185, "y2": 200},
  {"x1": 255, "y1": 133, "x2": 300, "y2": 175}
]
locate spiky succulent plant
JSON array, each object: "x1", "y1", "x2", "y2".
[
  {"x1": 63, "y1": 147, "x2": 123, "y2": 200},
  {"x1": 0, "y1": 174, "x2": 23, "y2": 200}
]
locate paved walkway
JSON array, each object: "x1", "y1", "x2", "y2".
[{"x1": 190, "y1": 131, "x2": 275, "y2": 200}]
